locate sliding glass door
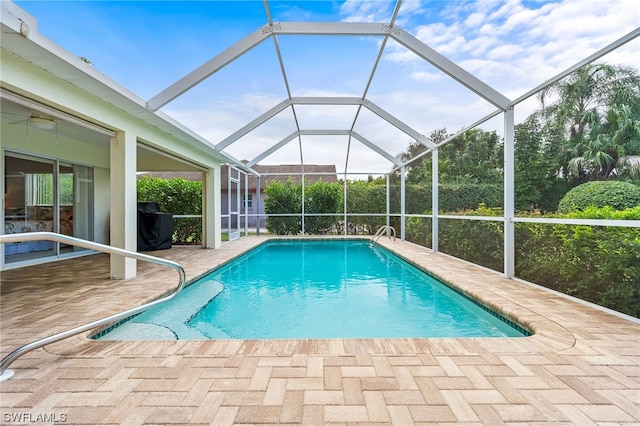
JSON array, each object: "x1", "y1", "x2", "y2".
[{"x1": 3, "y1": 152, "x2": 94, "y2": 264}]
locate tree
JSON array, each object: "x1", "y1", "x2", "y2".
[
  {"x1": 395, "y1": 128, "x2": 450, "y2": 185},
  {"x1": 346, "y1": 180, "x2": 386, "y2": 234},
  {"x1": 514, "y1": 116, "x2": 564, "y2": 210},
  {"x1": 438, "y1": 129, "x2": 502, "y2": 184},
  {"x1": 570, "y1": 103, "x2": 640, "y2": 179},
  {"x1": 396, "y1": 140, "x2": 431, "y2": 185},
  {"x1": 538, "y1": 63, "x2": 640, "y2": 182}
]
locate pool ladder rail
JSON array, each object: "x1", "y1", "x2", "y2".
[
  {"x1": 0, "y1": 232, "x2": 187, "y2": 382},
  {"x1": 370, "y1": 225, "x2": 396, "y2": 247}
]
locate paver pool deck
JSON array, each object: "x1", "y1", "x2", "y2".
[{"x1": 1, "y1": 236, "x2": 638, "y2": 425}]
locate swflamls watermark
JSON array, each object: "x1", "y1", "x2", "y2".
[{"x1": 2, "y1": 411, "x2": 67, "y2": 424}]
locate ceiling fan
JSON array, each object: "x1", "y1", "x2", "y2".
[
  {"x1": 26, "y1": 115, "x2": 56, "y2": 130},
  {"x1": 3, "y1": 111, "x2": 57, "y2": 130}
]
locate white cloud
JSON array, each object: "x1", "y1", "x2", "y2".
[
  {"x1": 339, "y1": 0, "x2": 394, "y2": 23},
  {"x1": 410, "y1": 71, "x2": 442, "y2": 82}
]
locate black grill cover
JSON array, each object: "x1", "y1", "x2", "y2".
[{"x1": 137, "y1": 202, "x2": 173, "y2": 251}]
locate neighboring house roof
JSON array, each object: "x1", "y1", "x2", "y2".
[{"x1": 142, "y1": 164, "x2": 338, "y2": 191}]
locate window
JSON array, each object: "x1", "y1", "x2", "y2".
[
  {"x1": 26, "y1": 173, "x2": 54, "y2": 205},
  {"x1": 245, "y1": 194, "x2": 253, "y2": 209}
]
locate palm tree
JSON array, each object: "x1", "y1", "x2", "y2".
[
  {"x1": 567, "y1": 103, "x2": 640, "y2": 179},
  {"x1": 538, "y1": 63, "x2": 640, "y2": 182}
]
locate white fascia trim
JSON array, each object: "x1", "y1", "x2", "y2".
[
  {"x1": 1, "y1": 2, "x2": 37, "y2": 35},
  {"x1": 1, "y1": 6, "x2": 146, "y2": 109}
]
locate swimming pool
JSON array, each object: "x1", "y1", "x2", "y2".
[{"x1": 96, "y1": 240, "x2": 529, "y2": 340}]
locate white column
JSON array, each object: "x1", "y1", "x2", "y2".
[
  {"x1": 343, "y1": 172, "x2": 348, "y2": 236},
  {"x1": 203, "y1": 165, "x2": 221, "y2": 248},
  {"x1": 244, "y1": 172, "x2": 249, "y2": 236},
  {"x1": 504, "y1": 107, "x2": 515, "y2": 278},
  {"x1": 301, "y1": 171, "x2": 305, "y2": 235},
  {"x1": 109, "y1": 131, "x2": 137, "y2": 279},
  {"x1": 386, "y1": 174, "x2": 390, "y2": 230},
  {"x1": 256, "y1": 175, "x2": 261, "y2": 235},
  {"x1": 432, "y1": 148, "x2": 439, "y2": 252},
  {"x1": 400, "y1": 166, "x2": 406, "y2": 241}
]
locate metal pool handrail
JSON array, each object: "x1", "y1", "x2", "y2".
[
  {"x1": 370, "y1": 225, "x2": 396, "y2": 247},
  {"x1": 0, "y1": 232, "x2": 187, "y2": 382}
]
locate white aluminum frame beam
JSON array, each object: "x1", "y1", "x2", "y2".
[
  {"x1": 351, "y1": 131, "x2": 403, "y2": 167},
  {"x1": 299, "y1": 129, "x2": 350, "y2": 136},
  {"x1": 273, "y1": 21, "x2": 388, "y2": 36},
  {"x1": 147, "y1": 26, "x2": 271, "y2": 111},
  {"x1": 216, "y1": 97, "x2": 434, "y2": 157},
  {"x1": 390, "y1": 28, "x2": 511, "y2": 109},
  {"x1": 148, "y1": 21, "x2": 509, "y2": 116},
  {"x1": 291, "y1": 96, "x2": 362, "y2": 105},
  {"x1": 246, "y1": 129, "x2": 402, "y2": 168},
  {"x1": 216, "y1": 99, "x2": 291, "y2": 150},
  {"x1": 272, "y1": 22, "x2": 510, "y2": 109},
  {"x1": 246, "y1": 131, "x2": 298, "y2": 168},
  {"x1": 362, "y1": 99, "x2": 434, "y2": 149},
  {"x1": 273, "y1": 22, "x2": 509, "y2": 109},
  {"x1": 512, "y1": 27, "x2": 640, "y2": 106}
]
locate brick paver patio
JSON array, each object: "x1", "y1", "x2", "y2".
[{"x1": 1, "y1": 236, "x2": 638, "y2": 425}]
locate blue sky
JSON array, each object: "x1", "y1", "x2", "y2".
[{"x1": 14, "y1": 0, "x2": 640, "y2": 174}]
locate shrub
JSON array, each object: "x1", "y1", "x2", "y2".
[
  {"x1": 136, "y1": 176, "x2": 202, "y2": 244},
  {"x1": 558, "y1": 180, "x2": 640, "y2": 213},
  {"x1": 439, "y1": 183, "x2": 503, "y2": 211},
  {"x1": 516, "y1": 206, "x2": 640, "y2": 318},
  {"x1": 347, "y1": 181, "x2": 386, "y2": 234},
  {"x1": 264, "y1": 178, "x2": 301, "y2": 235},
  {"x1": 437, "y1": 204, "x2": 504, "y2": 272},
  {"x1": 304, "y1": 180, "x2": 342, "y2": 234},
  {"x1": 391, "y1": 183, "x2": 503, "y2": 214},
  {"x1": 407, "y1": 203, "x2": 639, "y2": 318}
]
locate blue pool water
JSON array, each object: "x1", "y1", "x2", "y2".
[{"x1": 96, "y1": 240, "x2": 529, "y2": 340}]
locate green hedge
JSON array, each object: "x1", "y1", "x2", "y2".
[
  {"x1": 391, "y1": 183, "x2": 503, "y2": 214},
  {"x1": 346, "y1": 181, "x2": 386, "y2": 234},
  {"x1": 408, "y1": 205, "x2": 639, "y2": 317},
  {"x1": 137, "y1": 176, "x2": 202, "y2": 244},
  {"x1": 305, "y1": 180, "x2": 343, "y2": 234},
  {"x1": 406, "y1": 204, "x2": 503, "y2": 271},
  {"x1": 264, "y1": 179, "x2": 344, "y2": 235},
  {"x1": 516, "y1": 206, "x2": 640, "y2": 317},
  {"x1": 264, "y1": 178, "x2": 302, "y2": 235},
  {"x1": 558, "y1": 180, "x2": 640, "y2": 213}
]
